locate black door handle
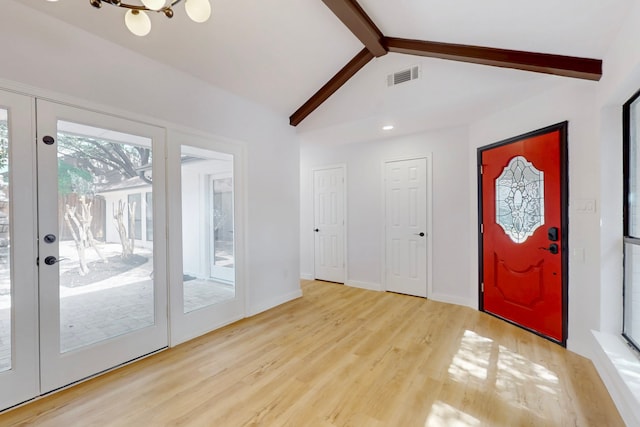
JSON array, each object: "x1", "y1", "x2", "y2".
[
  {"x1": 44, "y1": 256, "x2": 58, "y2": 265},
  {"x1": 314, "y1": 228, "x2": 319, "y2": 232},
  {"x1": 43, "y1": 256, "x2": 68, "y2": 265},
  {"x1": 548, "y1": 227, "x2": 559, "y2": 242},
  {"x1": 414, "y1": 232, "x2": 425, "y2": 237},
  {"x1": 539, "y1": 244, "x2": 559, "y2": 255}
]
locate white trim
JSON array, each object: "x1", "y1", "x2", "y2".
[
  {"x1": 429, "y1": 293, "x2": 475, "y2": 308},
  {"x1": 247, "y1": 289, "x2": 303, "y2": 317},
  {"x1": 381, "y1": 155, "x2": 434, "y2": 298},
  {"x1": 346, "y1": 280, "x2": 382, "y2": 292},
  {"x1": 591, "y1": 331, "x2": 640, "y2": 427},
  {"x1": 311, "y1": 164, "x2": 348, "y2": 284},
  {"x1": 300, "y1": 273, "x2": 314, "y2": 280}
]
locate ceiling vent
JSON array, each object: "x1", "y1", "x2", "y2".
[{"x1": 387, "y1": 65, "x2": 420, "y2": 87}]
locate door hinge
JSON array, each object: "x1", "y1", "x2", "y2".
[
  {"x1": 480, "y1": 224, "x2": 484, "y2": 233},
  {"x1": 481, "y1": 282, "x2": 484, "y2": 292}
]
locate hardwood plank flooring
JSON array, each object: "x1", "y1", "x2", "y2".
[{"x1": 0, "y1": 280, "x2": 624, "y2": 426}]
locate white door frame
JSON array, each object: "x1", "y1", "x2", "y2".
[
  {"x1": 312, "y1": 164, "x2": 347, "y2": 283},
  {"x1": 167, "y1": 130, "x2": 247, "y2": 346},
  {"x1": 382, "y1": 156, "x2": 433, "y2": 297}
]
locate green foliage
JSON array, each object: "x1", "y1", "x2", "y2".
[
  {"x1": 57, "y1": 132, "x2": 152, "y2": 192},
  {"x1": 58, "y1": 161, "x2": 92, "y2": 195}
]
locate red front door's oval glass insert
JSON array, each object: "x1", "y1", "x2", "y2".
[{"x1": 495, "y1": 155, "x2": 545, "y2": 244}]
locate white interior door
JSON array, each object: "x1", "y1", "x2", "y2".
[
  {"x1": 168, "y1": 132, "x2": 245, "y2": 346},
  {"x1": 385, "y1": 158, "x2": 428, "y2": 297},
  {"x1": 36, "y1": 100, "x2": 168, "y2": 393},
  {"x1": 313, "y1": 167, "x2": 345, "y2": 283},
  {"x1": 0, "y1": 90, "x2": 39, "y2": 409}
]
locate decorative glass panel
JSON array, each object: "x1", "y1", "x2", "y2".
[{"x1": 495, "y1": 156, "x2": 544, "y2": 243}]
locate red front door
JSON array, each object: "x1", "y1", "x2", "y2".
[{"x1": 480, "y1": 123, "x2": 567, "y2": 344}]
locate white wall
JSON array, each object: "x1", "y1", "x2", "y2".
[
  {"x1": 300, "y1": 126, "x2": 472, "y2": 306},
  {"x1": 592, "y1": 2, "x2": 640, "y2": 425},
  {"x1": 0, "y1": 1, "x2": 301, "y2": 316}
]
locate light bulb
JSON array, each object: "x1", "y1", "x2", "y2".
[
  {"x1": 125, "y1": 9, "x2": 151, "y2": 36},
  {"x1": 141, "y1": 0, "x2": 166, "y2": 11},
  {"x1": 185, "y1": 0, "x2": 211, "y2": 23}
]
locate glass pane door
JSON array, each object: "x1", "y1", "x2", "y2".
[
  {"x1": 37, "y1": 100, "x2": 168, "y2": 393},
  {"x1": 168, "y1": 134, "x2": 244, "y2": 345},
  {"x1": 0, "y1": 91, "x2": 39, "y2": 410}
]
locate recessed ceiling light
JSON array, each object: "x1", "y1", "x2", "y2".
[{"x1": 382, "y1": 125, "x2": 394, "y2": 131}]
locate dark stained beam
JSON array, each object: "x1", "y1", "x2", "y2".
[
  {"x1": 384, "y1": 37, "x2": 602, "y2": 81},
  {"x1": 322, "y1": 0, "x2": 387, "y2": 57},
  {"x1": 290, "y1": 48, "x2": 374, "y2": 127}
]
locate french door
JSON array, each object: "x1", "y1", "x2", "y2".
[
  {"x1": 0, "y1": 90, "x2": 169, "y2": 409},
  {"x1": 0, "y1": 90, "x2": 39, "y2": 410},
  {"x1": 36, "y1": 100, "x2": 168, "y2": 392},
  {"x1": 479, "y1": 122, "x2": 568, "y2": 344}
]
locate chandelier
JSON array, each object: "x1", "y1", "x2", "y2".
[{"x1": 89, "y1": 0, "x2": 211, "y2": 37}]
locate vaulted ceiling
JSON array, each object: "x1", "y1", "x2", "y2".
[{"x1": 18, "y1": 0, "x2": 634, "y2": 144}]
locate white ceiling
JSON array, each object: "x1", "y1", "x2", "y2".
[{"x1": 19, "y1": 0, "x2": 634, "y2": 144}]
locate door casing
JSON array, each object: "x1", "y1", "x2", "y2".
[{"x1": 477, "y1": 122, "x2": 569, "y2": 346}]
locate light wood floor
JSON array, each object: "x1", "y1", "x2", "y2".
[{"x1": 0, "y1": 280, "x2": 624, "y2": 426}]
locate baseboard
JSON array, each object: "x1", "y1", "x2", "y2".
[
  {"x1": 247, "y1": 289, "x2": 303, "y2": 317},
  {"x1": 591, "y1": 331, "x2": 640, "y2": 427},
  {"x1": 346, "y1": 280, "x2": 382, "y2": 292},
  {"x1": 300, "y1": 273, "x2": 314, "y2": 280},
  {"x1": 429, "y1": 292, "x2": 474, "y2": 308}
]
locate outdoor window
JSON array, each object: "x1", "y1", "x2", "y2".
[
  {"x1": 623, "y1": 90, "x2": 640, "y2": 352},
  {"x1": 128, "y1": 193, "x2": 142, "y2": 240},
  {"x1": 145, "y1": 192, "x2": 153, "y2": 241}
]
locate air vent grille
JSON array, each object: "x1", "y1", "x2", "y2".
[{"x1": 387, "y1": 65, "x2": 420, "y2": 87}]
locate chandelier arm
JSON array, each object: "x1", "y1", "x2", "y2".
[{"x1": 98, "y1": 0, "x2": 185, "y2": 14}]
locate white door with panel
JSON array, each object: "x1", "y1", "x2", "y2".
[
  {"x1": 313, "y1": 167, "x2": 345, "y2": 283},
  {"x1": 0, "y1": 90, "x2": 39, "y2": 409},
  {"x1": 385, "y1": 158, "x2": 428, "y2": 297},
  {"x1": 36, "y1": 100, "x2": 168, "y2": 393}
]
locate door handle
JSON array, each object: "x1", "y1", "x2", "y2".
[
  {"x1": 314, "y1": 228, "x2": 319, "y2": 232},
  {"x1": 43, "y1": 256, "x2": 68, "y2": 265},
  {"x1": 548, "y1": 227, "x2": 559, "y2": 242},
  {"x1": 414, "y1": 232, "x2": 425, "y2": 237},
  {"x1": 539, "y1": 244, "x2": 559, "y2": 255}
]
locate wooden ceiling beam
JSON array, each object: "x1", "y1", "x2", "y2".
[
  {"x1": 384, "y1": 37, "x2": 602, "y2": 81},
  {"x1": 290, "y1": 48, "x2": 374, "y2": 127},
  {"x1": 321, "y1": 0, "x2": 387, "y2": 57}
]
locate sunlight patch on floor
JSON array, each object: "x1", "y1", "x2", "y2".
[
  {"x1": 424, "y1": 401, "x2": 481, "y2": 427},
  {"x1": 448, "y1": 330, "x2": 493, "y2": 383}
]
